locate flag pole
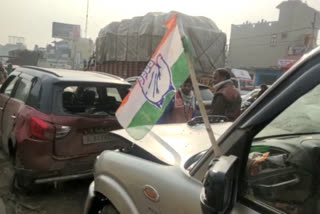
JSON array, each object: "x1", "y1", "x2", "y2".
[{"x1": 183, "y1": 48, "x2": 222, "y2": 157}]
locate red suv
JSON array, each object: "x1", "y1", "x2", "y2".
[{"x1": 0, "y1": 66, "x2": 130, "y2": 188}]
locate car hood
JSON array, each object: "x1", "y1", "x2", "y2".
[{"x1": 111, "y1": 122, "x2": 232, "y2": 166}]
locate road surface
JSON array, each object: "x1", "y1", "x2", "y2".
[{"x1": 0, "y1": 150, "x2": 91, "y2": 214}]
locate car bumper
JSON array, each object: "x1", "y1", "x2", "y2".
[
  {"x1": 14, "y1": 137, "x2": 100, "y2": 182},
  {"x1": 14, "y1": 166, "x2": 93, "y2": 185},
  {"x1": 83, "y1": 181, "x2": 95, "y2": 214}
]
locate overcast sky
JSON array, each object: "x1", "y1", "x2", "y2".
[{"x1": 0, "y1": 0, "x2": 319, "y2": 49}]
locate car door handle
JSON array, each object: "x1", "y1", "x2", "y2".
[
  {"x1": 11, "y1": 115, "x2": 16, "y2": 120},
  {"x1": 0, "y1": 107, "x2": 3, "y2": 111}
]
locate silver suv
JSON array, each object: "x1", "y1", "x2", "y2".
[{"x1": 85, "y1": 47, "x2": 320, "y2": 214}]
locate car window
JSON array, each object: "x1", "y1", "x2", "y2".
[
  {"x1": 57, "y1": 84, "x2": 127, "y2": 116},
  {"x1": 106, "y1": 87, "x2": 122, "y2": 102},
  {"x1": 13, "y1": 78, "x2": 33, "y2": 102},
  {"x1": 26, "y1": 78, "x2": 42, "y2": 109},
  {"x1": 242, "y1": 84, "x2": 320, "y2": 214},
  {"x1": 1, "y1": 76, "x2": 19, "y2": 96},
  {"x1": 258, "y1": 84, "x2": 320, "y2": 137}
]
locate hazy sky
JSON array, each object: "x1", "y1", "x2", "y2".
[{"x1": 1, "y1": 0, "x2": 319, "y2": 48}]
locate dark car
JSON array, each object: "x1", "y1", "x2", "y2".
[{"x1": 0, "y1": 66, "x2": 130, "y2": 188}]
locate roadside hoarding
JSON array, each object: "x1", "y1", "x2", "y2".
[
  {"x1": 52, "y1": 22, "x2": 81, "y2": 40},
  {"x1": 278, "y1": 55, "x2": 301, "y2": 70}
]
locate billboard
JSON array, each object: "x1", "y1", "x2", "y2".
[
  {"x1": 52, "y1": 22, "x2": 81, "y2": 40},
  {"x1": 278, "y1": 55, "x2": 301, "y2": 70}
]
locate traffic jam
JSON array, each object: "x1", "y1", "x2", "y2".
[{"x1": 1, "y1": 1, "x2": 320, "y2": 214}]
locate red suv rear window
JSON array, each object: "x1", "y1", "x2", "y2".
[{"x1": 54, "y1": 83, "x2": 129, "y2": 117}]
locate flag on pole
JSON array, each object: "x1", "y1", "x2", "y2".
[{"x1": 116, "y1": 13, "x2": 190, "y2": 140}]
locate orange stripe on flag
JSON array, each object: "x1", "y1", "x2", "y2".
[
  {"x1": 151, "y1": 13, "x2": 177, "y2": 58},
  {"x1": 117, "y1": 80, "x2": 139, "y2": 113},
  {"x1": 116, "y1": 89, "x2": 131, "y2": 113}
]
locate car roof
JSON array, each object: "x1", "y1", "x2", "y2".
[
  {"x1": 18, "y1": 66, "x2": 130, "y2": 85},
  {"x1": 125, "y1": 76, "x2": 139, "y2": 81}
]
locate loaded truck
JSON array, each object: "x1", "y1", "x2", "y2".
[{"x1": 90, "y1": 11, "x2": 226, "y2": 79}]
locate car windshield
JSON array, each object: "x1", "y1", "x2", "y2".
[{"x1": 256, "y1": 84, "x2": 320, "y2": 139}]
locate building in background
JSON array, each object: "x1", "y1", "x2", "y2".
[
  {"x1": 38, "y1": 22, "x2": 93, "y2": 70},
  {"x1": 8, "y1": 49, "x2": 43, "y2": 66},
  {"x1": 72, "y1": 38, "x2": 94, "y2": 70},
  {"x1": 0, "y1": 36, "x2": 26, "y2": 63},
  {"x1": 37, "y1": 40, "x2": 73, "y2": 69},
  {"x1": 228, "y1": 0, "x2": 320, "y2": 85}
]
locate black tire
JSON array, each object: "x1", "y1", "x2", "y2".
[
  {"x1": 11, "y1": 171, "x2": 45, "y2": 195},
  {"x1": 8, "y1": 143, "x2": 36, "y2": 194},
  {"x1": 10, "y1": 173, "x2": 26, "y2": 194},
  {"x1": 100, "y1": 204, "x2": 119, "y2": 214},
  {"x1": 8, "y1": 141, "x2": 16, "y2": 165}
]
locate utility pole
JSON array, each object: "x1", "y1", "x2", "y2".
[
  {"x1": 85, "y1": 0, "x2": 89, "y2": 38},
  {"x1": 310, "y1": 11, "x2": 317, "y2": 50}
]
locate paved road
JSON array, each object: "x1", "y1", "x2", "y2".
[{"x1": 0, "y1": 150, "x2": 91, "y2": 214}]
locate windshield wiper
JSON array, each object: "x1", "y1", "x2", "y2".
[{"x1": 254, "y1": 132, "x2": 320, "y2": 141}]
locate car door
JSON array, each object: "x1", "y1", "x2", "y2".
[
  {"x1": 227, "y1": 53, "x2": 320, "y2": 213},
  {"x1": 0, "y1": 75, "x2": 19, "y2": 149},
  {"x1": 192, "y1": 50, "x2": 320, "y2": 214},
  {"x1": 2, "y1": 74, "x2": 33, "y2": 154}
]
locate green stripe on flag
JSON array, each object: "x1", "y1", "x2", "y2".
[
  {"x1": 171, "y1": 52, "x2": 190, "y2": 89},
  {"x1": 182, "y1": 36, "x2": 193, "y2": 60},
  {"x1": 128, "y1": 90, "x2": 174, "y2": 127},
  {"x1": 126, "y1": 52, "x2": 189, "y2": 139},
  {"x1": 125, "y1": 90, "x2": 174, "y2": 139}
]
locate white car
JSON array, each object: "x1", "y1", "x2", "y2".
[
  {"x1": 84, "y1": 47, "x2": 320, "y2": 214},
  {"x1": 84, "y1": 121, "x2": 231, "y2": 214},
  {"x1": 241, "y1": 88, "x2": 260, "y2": 107}
]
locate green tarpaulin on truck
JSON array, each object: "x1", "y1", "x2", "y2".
[{"x1": 96, "y1": 11, "x2": 226, "y2": 76}]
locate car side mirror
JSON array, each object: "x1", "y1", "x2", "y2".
[{"x1": 200, "y1": 155, "x2": 238, "y2": 214}]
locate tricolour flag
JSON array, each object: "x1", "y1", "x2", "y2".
[{"x1": 116, "y1": 13, "x2": 190, "y2": 140}]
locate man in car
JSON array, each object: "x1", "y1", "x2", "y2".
[
  {"x1": 158, "y1": 77, "x2": 197, "y2": 123},
  {"x1": 210, "y1": 68, "x2": 241, "y2": 121}
]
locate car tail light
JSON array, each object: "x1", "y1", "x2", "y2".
[
  {"x1": 55, "y1": 125, "x2": 71, "y2": 139},
  {"x1": 30, "y1": 116, "x2": 49, "y2": 139}
]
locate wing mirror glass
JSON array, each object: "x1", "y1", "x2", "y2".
[{"x1": 200, "y1": 155, "x2": 238, "y2": 214}]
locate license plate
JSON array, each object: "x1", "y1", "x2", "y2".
[{"x1": 83, "y1": 133, "x2": 112, "y2": 144}]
